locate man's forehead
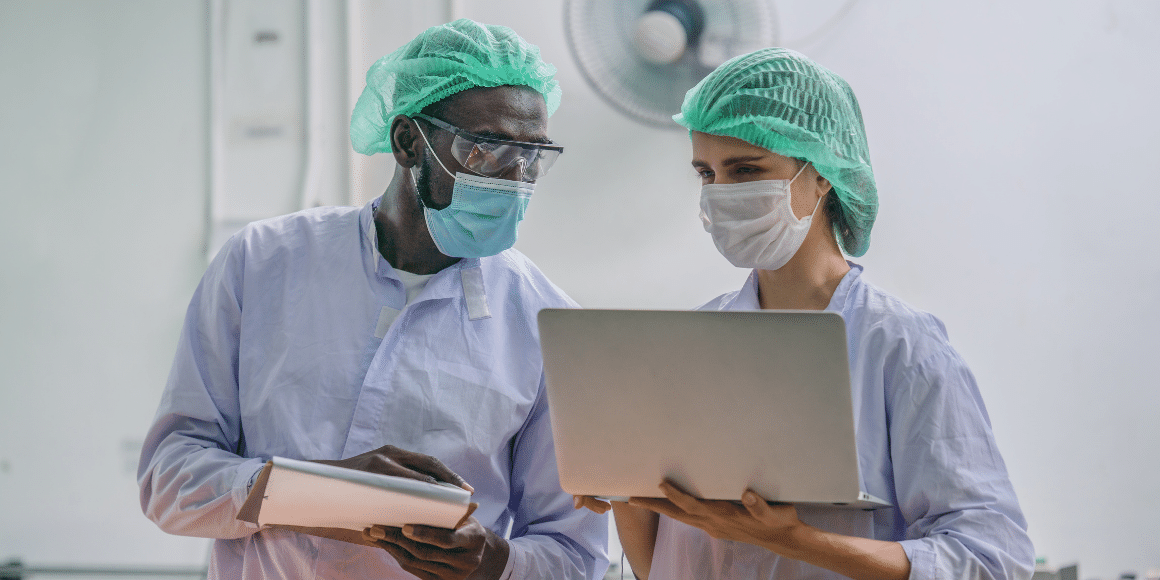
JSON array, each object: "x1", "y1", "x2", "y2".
[{"x1": 433, "y1": 86, "x2": 550, "y2": 142}]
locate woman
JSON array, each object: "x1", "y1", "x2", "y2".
[{"x1": 578, "y1": 48, "x2": 1034, "y2": 580}]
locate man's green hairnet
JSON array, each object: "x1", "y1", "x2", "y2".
[
  {"x1": 674, "y1": 47, "x2": 878, "y2": 257},
  {"x1": 350, "y1": 19, "x2": 562, "y2": 155}
]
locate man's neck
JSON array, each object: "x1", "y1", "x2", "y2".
[{"x1": 374, "y1": 166, "x2": 460, "y2": 275}]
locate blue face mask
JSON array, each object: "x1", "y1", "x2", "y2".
[
  {"x1": 414, "y1": 125, "x2": 535, "y2": 258},
  {"x1": 424, "y1": 171, "x2": 533, "y2": 258}
]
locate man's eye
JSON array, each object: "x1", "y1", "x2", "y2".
[{"x1": 696, "y1": 169, "x2": 714, "y2": 179}]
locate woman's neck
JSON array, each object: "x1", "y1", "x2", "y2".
[{"x1": 756, "y1": 221, "x2": 850, "y2": 311}]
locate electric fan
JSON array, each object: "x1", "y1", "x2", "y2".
[{"x1": 564, "y1": 0, "x2": 779, "y2": 128}]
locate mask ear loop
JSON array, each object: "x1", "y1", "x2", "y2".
[
  {"x1": 788, "y1": 160, "x2": 811, "y2": 185},
  {"x1": 413, "y1": 119, "x2": 457, "y2": 179},
  {"x1": 789, "y1": 161, "x2": 825, "y2": 221},
  {"x1": 409, "y1": 119, "x2": 461, "y2": 212}
]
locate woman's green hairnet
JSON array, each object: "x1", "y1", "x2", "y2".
[
  {"x1": 350, "y1": 19, "x2": 562, "y2": 155},
  {"x1": 674, "y1": 47, "x2": 878, "y2": 257}
]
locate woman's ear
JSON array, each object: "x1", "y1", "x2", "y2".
[
  {"x1": 814, "y1": 169, "x2": 833, "y2": 197},
  {"x1": 390, "y1": 115, "x2": 421, "y2": 169}
]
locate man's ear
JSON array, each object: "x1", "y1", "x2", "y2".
[{"x1": 390, "y1": 115, "x2": 421, "y2": 168}]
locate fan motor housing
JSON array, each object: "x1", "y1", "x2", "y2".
[
  {"x1": 564, "y1": 0, "x2": 778, "y2": 128},
  {"x1": 646, "y1": 0, "x2": 705, "y2": 47}
]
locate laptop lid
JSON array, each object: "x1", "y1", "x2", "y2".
[{"x1": 538, "y1": 308, "x2": 889, "y2": 509}]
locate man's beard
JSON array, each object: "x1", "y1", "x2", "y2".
[{"x1": 414, "y1": 154, "x2": 450, "y2": 211}]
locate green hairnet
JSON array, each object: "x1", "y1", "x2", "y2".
[
  {"x1": 350, "y1": 18, "x2": 562, "y2": 155},
  {"x1": 674, "y1": 47, "x2": 878, "y2": 257}
]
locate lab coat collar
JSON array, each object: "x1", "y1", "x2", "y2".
[
  {"x1": 359, "y1": 197, "x2": 490, "y2": 320},
  {"x1": 723, "y1": 262, "x2": 863, "y2": 312},
  {"x1": 824, "y1": 261, "x2": 863, "y2": 313},
  {"x1": 726, "y1": 270, "x2": 762, "y2": 310}
]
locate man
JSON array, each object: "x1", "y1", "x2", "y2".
[{"x1": 138, "y1": 19, "x2": 608, "y2": 580}]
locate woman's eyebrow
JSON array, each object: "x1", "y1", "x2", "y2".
[
  {"x1": 691, "y1": 155, "x2": 768, "y2": 168},
  {"x1": 720, "y1": 155, "x2": 768, "y2": 165}
]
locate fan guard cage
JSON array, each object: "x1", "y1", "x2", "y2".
[{"x1": 564, "y1": 0, "x2": 778, "y2": 129}]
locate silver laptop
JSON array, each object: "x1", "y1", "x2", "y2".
[{"x1": 538, "y1": 308, "x2": 890, "y2": 509}]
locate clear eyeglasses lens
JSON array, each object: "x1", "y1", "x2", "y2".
[
  {"x1": 451, "y1": 138, "x2": 559, "y2": 181},
  {"x1": 416, "y1": 114, "x2": 562, "y2": 182}
]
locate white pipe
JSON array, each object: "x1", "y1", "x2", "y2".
[
  {"x1": 207, "y1": 0, "x2": 227, "y2": 261},
  {"x1": 446, "y1": 0, "x2": 464, "y2": 21},
  {"x1": 301, "y1": 0, "x2": 349, "y2": 210}
]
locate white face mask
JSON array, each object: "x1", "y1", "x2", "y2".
[{"x1": 699, "y1": 162, "x2": 821, "y2": 270}]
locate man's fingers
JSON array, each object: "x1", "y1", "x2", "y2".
[
  {"x1": 364, "y1": 454, "x2": 440, "y2": 484},
  {"x1": 367, "y1": 526, "x2": 466, "y2": 565},
  {"x1": 364, "y1": 445, "x2": 474, "y2": 492},
  {"x1": 372, "y1": 538, "x2": 455, "y2": 580},
  {"x1": 402, "y1": 524, "x2": 470, "y2": 550},
  {"x1": 402, "y1": 452, "x2": 474, "y2": 492},
  {"x1": 393, "y1": 465, "x2": 441, "y2": 485},
  {"x1": 365, "y1": 525, "x2": 400, "y2": 541}
]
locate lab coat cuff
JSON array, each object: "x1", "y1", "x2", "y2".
[
  {"x1": 496, "y1": 538, "x2": 523, "y2": 580},
  {"x1": 900, "y1": 540, "x2": 938, "y2": 580},
  {"x1": 232, "y1": 458, "x2": 270, "y2": 529}
]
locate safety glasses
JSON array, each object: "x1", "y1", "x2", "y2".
[{"x1": 414, "y1": 114, "x2": 563, "y2": 182}]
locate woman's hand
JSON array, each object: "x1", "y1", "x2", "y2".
[
  {"x1": 629, "y1": 481, "x2": 910, "y2": 580},
  {"x1": 573, "y1": 495, "x2": 612, "y2": 514},
  {"x1": 628, "y1": 481, "x2": 805, "y2": 554}
]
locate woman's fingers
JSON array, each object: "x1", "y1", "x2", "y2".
[
  {"x1": 659, "y1": 481, "x2": 707, "y2": 516},
  {"x1": 628, "y1": 497, "x2": 682, "y2": 517},
  {"x1": 741, "y1": 490, "x2": 774, "y2": 523},
  {"x1": 628, "y1": 496, "x2": 710, "y2": 527},
  {"x1": 573, "y1": 496, "x2": 612, "y2": 513}
]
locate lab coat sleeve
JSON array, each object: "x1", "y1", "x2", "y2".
[
  {"x1": 889, "y1": 346, "x2": 1035, "y2": 580},
  {"x1": 502, "y1": 374, "x2": 610, "y2": 580},
  {"x1": 137, "y1": 234, "x2": 267, "y2": 538}
]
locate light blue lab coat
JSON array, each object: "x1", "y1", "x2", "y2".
[
  {"x1": 138, "y1": 200, "x2": 608, "y2": 579},
  {"x1": 650, "y1": 264, "x2": 1034, "y2": 580}
]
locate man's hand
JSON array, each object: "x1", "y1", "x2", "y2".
[
  {"x1": 311, "y1": 445, "x2": 474, "y2": 492},
  {"x1": 363, "y1": 518, "x2": 509, "y2": 580}
]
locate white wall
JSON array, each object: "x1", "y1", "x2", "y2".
[
  {"x1": 1, "y1": 1, "x2": 1158, "y2": 578},
  {"x1": 0, "y1": 0, "x2": 214, "y2": 565}
]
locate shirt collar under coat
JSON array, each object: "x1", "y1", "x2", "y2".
[
  {"x1": 722, "y1": 262, "x2": 864, "y2": 313},
  {"x1": 360, "y1": 196, "x2": 491, "y2": 320}
]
